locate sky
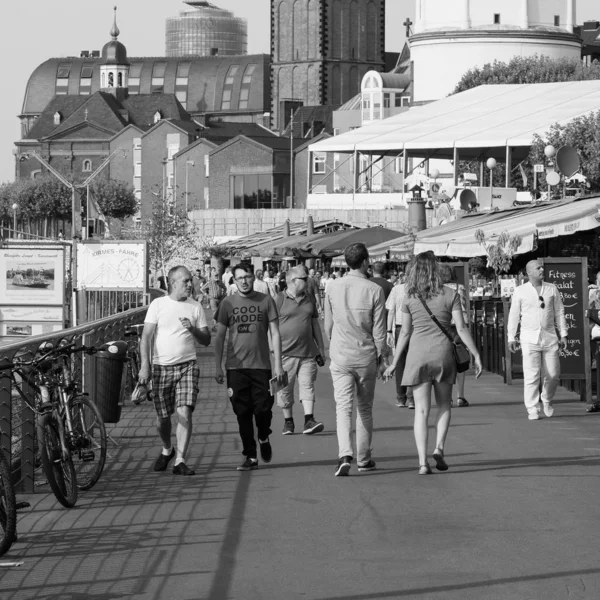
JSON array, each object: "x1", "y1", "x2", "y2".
[{"x1": 1, "y1": 0, "x2": 598, "y2": 184}]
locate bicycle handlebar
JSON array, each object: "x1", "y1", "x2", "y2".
[{"x1": 0, "y1": 344, "x2": 97, "y2": 373}]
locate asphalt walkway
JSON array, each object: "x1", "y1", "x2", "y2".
[{"x1": 1, "y1": 345, "x2": 600, "y2": 600}]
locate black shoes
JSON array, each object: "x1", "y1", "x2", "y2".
[
  {"x1": 357, "y1": 460, "x2": 377, "y2": 472},
  {"x1": 259, "y1": 438, "x2": 272, "y2": 463},
  {"x1": 173, "y1": 463, "x2": 195, "y2": 476},
  {"x1": 335, "y1": 456, "x2": 352, "y2": 476},
  {"x1": 154, "y1": 448, "x2": 175, "y2": 471},
  {"x1": 237, "y1": 457, "x2": 259, "y2": 471},
  {"x1": 432, "y1": 448, "x2": 448, "y2": 471}
]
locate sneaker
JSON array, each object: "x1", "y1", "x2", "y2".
[
  {"x1": 334, "y1": 456, "x2": 352, "y2": 476},
  {"x1": 237, "y1": 457, "x2": 258, "y2": 471},
  {"x1": 282, "y1": 420, "x2": 295, "y2": 435},
  {"x1": 303, "y1": 418, "x2": 324, "y2": 434},
  {"x1": 173, "y1": 462, "x2": 195, "y2": 476},
  {"x1": 543, "y1": 402, "x2": 554, "y2": 417},
  {"x1": 457, "y1": 397, "x2": 470, "y2": 407},
  {"x1": 395, "y1": 399, "x2": 407, "y2": 407},
  {"x1": 153, "y1": 448, "x2": 175, "y2": 472},
  {"x1": 358, "y1": 460, "x2": 377, "y2": 472},
  {"x1": 528, "y1": 411, "x2": 540, "y2": 421},
  {"x1": 407, "y1": 399, "x2": 415, "y2": 410},
  {"x1": 259, "y1": 438, "x2": 272, "y2": 463}
]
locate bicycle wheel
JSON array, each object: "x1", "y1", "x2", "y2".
[
  {"x1": 0, "y1": 449, "x2": 16, "y2": 556},
  {"x1": 126, "y1": 348, "x2": 140, "y2": 393},
  {"x1": 37, "y1": 413, "x2": 78, "y2": 508},
  {"x1": 68, "y1": 396, "x2": 107, "y2": 491}
]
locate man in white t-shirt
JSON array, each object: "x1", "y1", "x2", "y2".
[{"x1": 139, "y1": 266, "x2": 211, "y2": 476}]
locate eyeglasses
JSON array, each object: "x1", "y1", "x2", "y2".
[
  {"x1": 236, "y1": 276, "x2": 254, "y2": 282},
  {"x1": 539, "y1": 296, "x2": 545, "y2": 309},
  {"x1": 294, "y1": 276, "x2": 308, "y2": 282}
]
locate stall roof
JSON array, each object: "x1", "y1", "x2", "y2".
[
  {"x1": 413, "y1": 195, "x2": 600, "y2": 258},
  {"x1": 307, "y1": 226, "x2": 404, "y2": 258},
  {"x1": 309, "y1": 81, "x2": 600, "y2": 159}
]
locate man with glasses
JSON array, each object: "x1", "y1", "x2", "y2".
[
  {"x1": 276, "y1": 266, "x2": 327, "y2": 435},
  {"x1": 507, "y1": 259, "x2": 568, "y2": 420},
  {"x1": 214, "y1": 262, "x2": 285, "y2": 471}
]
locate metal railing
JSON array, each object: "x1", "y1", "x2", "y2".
[{"x1": 0, "y1": 306, "x2": 147, "y2": 493}]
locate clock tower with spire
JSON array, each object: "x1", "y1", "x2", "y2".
[{"x1": 99, "y1": 6, "x2": 130, "y2": 100}]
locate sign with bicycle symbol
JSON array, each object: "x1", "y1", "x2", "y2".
[{"x1": 76, "y1": 241, "x2": 147, "y2": 290}]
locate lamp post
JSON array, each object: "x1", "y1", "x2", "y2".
[
  {"x1": 544, "y1": 144, "x2": 557, "y2": 199},
  {"x1": 11, "y1": 203, "x2": 18, "y2": 237},
  {"x1": 486, "y1": 157, "x2": 497, "y2": 209},
  {"x1": 185, "y1": 160, "x2": 195, "y2": 214}
]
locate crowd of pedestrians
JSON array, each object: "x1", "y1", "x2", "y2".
[{"x1": 140, "y1": 246, "x2": 572, "y2": 478}]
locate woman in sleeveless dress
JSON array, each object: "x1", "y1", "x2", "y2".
[{"x1": 384, "y1": 252, "x2": 482, "y2": 474}]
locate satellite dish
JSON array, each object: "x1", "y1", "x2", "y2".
[
  {"x1": 457, "y1": 188, "x2": 478, "y2": 211},
  {"x1": 556, "y1": 146, "x2": 580, "y2": 178},
  {"x1": 546, "y1": 171, "x2": 561, "y2": 186}
]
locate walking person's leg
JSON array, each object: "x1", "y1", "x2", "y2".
[
  {"x1": 540, "y1": 341, "x2": 560, "y2": 417},
  {"x1": 172, "y1": 361, "x2": 200, "y2": 475},
  {"x1": 432, "y1": 381, "x2": 452, "y2": 471},
  {"x1": 278, "y1": 355, "x2": 299, "y2": 434},
  {"x1": 252, "y1": 369, "x2": 275, "y2": 463},
  {"x1": 412, "y1": 382, "x2": 433, "y2": 473},
  {"x1": 521, "y1": 342, "x2": 543, "y2": 419},
  {"x1": 355, "y1": 363, "x2": 377, "y2": 470},
  {"x1": 297, "y1": 357, "x2": 323, "y2": 434},
  {"x1": 330, "y1": 361, "x2": 355, "y2": 475},
  {"x1": 152, "y1": 365, "x2": 177, "y2": 471},
  {"x1": 227, "y1": 370, "x2": 259, "y2": 469},
  {"x1": 394, "y1": 327, "x2": 407, "y2": 406},
  {"x1": 455, "y1": 372, "x2": 469, "y2": 406}
]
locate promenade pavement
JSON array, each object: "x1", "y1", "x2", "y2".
[{"x1": 1, "y1": 340, "x2": 600, "y2": 600}]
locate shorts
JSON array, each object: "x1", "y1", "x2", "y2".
[{"x1": 152, "y1": 360, "x2": 200, "y2": 419}]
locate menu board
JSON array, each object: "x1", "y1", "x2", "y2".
[{"x1": 541, "y1": 258, "x2": 590, "y2": 382}]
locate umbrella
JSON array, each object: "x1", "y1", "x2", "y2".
[{"x1": 306, "y1": 227, "x2": 405, "y2": 258}]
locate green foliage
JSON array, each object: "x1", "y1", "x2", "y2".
[
  {"x1": 475, "y1": 229, "x2": 522, "y2": 275},
  {"x1": 526, "y1": 111, "x2": 600, "y2": 193},
  {"x1": 454, "y1": 56, "x2": 600, "y2": 94},
  {"x1": 90, "y1": 179, "x2": 137, "y2": 220},
  {"x1": 0, "y1": 176, "x2": 71, "y2": 219}
]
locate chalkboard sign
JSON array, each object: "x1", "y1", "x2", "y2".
[{"x1": 541, "y1": 257, "x2": 591, "y2": 400}]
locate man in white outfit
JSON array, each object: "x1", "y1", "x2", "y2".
[{"x1": 507, "y1": 260, "x2": 568, "y2": 420}]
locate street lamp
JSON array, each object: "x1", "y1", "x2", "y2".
[
  {"x1": 11, "y1": 203, "x2": 18, "y2": 237},
  {"x1": 185, "y1": 160, "x2": 195, "y2": 213},
  {"x1": 544, "y1": 145, "x2": 557, "y2": 199},
  {"x1": 486, "y1": 158, "x2": 497, "y2": 209}
]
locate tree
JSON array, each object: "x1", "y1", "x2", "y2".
[
  {"x1": 89, "y1": 179, "x2": 137, "y2": 220},
  {"x1": 526, "y1": 111, "x2": 600, "y2": 194},
  {"x1": 453, "y1": 55, "x2": 600, "y2": 95},
  {"x1": 475, "y1": 230, "x2": 522, "y2": 278},
  {"x1": 0, "y1": 176, "x2": 71, "y2": 219}
]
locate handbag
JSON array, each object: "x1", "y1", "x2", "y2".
[{"x1": 417, "y1": 293, "x2": 471, "y2": 373}]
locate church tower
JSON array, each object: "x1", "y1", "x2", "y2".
[
  {"x1": 270, "y1": 0, "x2": 386, "y2": 130},
  {"x1": 99, "y1": 6, "x2": 130, "y2": 101}
]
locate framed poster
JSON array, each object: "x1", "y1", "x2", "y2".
[
  {"x1": 0, "y1": 247, "x2": 64, "y2": 306},
  {"x1": 76, "y1": 241, "x2": 147, "y2": 291},
  {"x1": 1, "y1": 321, "x2": 63, "y2": 337},
  {"x1": 0, "y1": 306, "x2": 63, "y2": 323}
]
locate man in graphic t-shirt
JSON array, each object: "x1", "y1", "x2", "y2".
[
  {"x1": 214, "y1": 261, "x2": 285, "y2": 471},
  {"x1": 140, "y1": 266, "x2": 211, "y2": 476}
]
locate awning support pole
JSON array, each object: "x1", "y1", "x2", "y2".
[
  {"x1": 505, "y1": 146, "x2": 512, "y2": 187},
  {"x1": 453, "y1": 147, "x2": 460, "y2": 185}
]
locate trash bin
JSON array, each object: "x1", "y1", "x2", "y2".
[{"x1": 94, "y1": 341, "x2": 128, "y2": 424}]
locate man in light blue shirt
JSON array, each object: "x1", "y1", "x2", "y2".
[
  {"x1": 507, "y1": 259, "x2": 568, "y2": 420},
  {"x1": 325, "y1": 243, "x2": 387, "y2": 476}
]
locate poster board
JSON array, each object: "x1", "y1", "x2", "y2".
[
  {"x1": 76, "y1": 241, "x2": 148, "y2": 291},
  {"x1": 0, "y1": 245, "x2": 65, "y2": 339},
  {"x1": 541, "y1": 257, "x2": 591, "y2": 401}
]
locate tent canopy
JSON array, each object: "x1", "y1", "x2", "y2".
[
  {"x1": 307, "y1": 226, "x2": 405, "y2": 258},
  {"x1": 309, "y1": 81, "x2": 600, "y2": 160}
]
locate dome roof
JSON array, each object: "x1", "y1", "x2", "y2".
[{"x1": 100, "y1": 6, "x2": 128, "y2": 65}]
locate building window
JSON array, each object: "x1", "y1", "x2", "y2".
[
  {"x1": 168, "y1": 173, "x2": 174, "y2": 189},
  {"x1": 204, "y1": 155, "x2": 210, "y2": 177},
  {"x1": 154, "y1": 110, "x2": 162, "y2": 124},
  {"x1": 133, "y1": 138, "x2": 142, "y2": 150},
  {"x1": 401, "y1": 96, "x2": 411, "y2": 107},
  {"x1": 225, "y1": 65, "x2": 239, "y2": 85},
  {"x1": 204, "y1": 186, "x2": 209, "y2": 209},
  {"x1": 134, "y1": 162, "x2": 141, "y2": 177},
  {"x1": 176, "y1": 91, "x2": 187, "y2": 108},
  {"x1": 108, "y1": 72, "x2": 114, "y2": 87},
  {"x1": 383, "y1": 93, "x2": 391, "y2": 108},
  {"x1": 313, "y1": 153, "x2": 326, "y2": 174},
  {"x1": 177, "y1": 62, "x2": 191, "y2": 78},
  {"x1": 118, "y1": 72, "x2": 123, "y2": 87},
  {"x1": 395, "y1": 95, "x2": 402, "y2": 108},
  {"x1": 554, "y1": 15, "x2": 560, "y2": 26},
  {"x1": 53, "y1": 112, "x2": 61, "y2": 126},
  {"x1": 83, "y1": 160, "x2": 92, "y2": 172},
  {"x1": 394, "y1": 157, "x2": 403, "y2": 174},
  {"x1": 232, "y1": 174, "x2": 274, "y2": 209},
  {"x1": 493, "y1": 13, "x2": 501, "y2": 24},
  {"x1": 221, "y1": 89, "x2": 232, "y2": 110},
  {"x1": 242, "y1": 64, "x2": 256, "y2": 84},
  {"x1": 333, "y1": 128, "x2": 340, "y2": 136}
]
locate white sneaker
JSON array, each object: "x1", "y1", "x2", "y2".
[
  {"x1": 543, "y1": 402, "x2": 555, "y2": 417},
  {"x1": 528, "y1": 411, "x2": 540, "y2": 420}
]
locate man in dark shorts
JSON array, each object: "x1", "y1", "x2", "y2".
[
  {"x1": 214, "y1": 261, "x2": 285, "y2": 471},
  {"x1": 139, "y1": 266, "x2": 211, "y2": 476}
]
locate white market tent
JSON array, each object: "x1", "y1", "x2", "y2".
[{"x1": 309, "y1": 81, "x2": 600, "y2": 162}]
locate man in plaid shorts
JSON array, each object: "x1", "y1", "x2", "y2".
[{"x1": 139, "y1": 266, "x2": 211, "y2": 476}]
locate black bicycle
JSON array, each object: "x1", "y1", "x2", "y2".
[{"x1": 0, "y1": 343, "x2": 107, "y2": 508}]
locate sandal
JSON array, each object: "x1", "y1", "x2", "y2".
[
  {"x1": 418, "y1": 463, "x2": 432, "y2": 475},
  {"x1": 433, "y1": 448, "x2": 449, "y2": 471}
]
